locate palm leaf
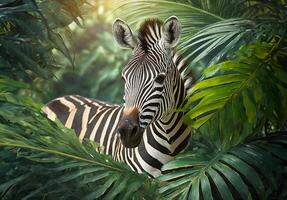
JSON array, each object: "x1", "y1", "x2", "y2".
[
  {"x1": 183, "y1": 41, "x2": 287, "y2": 140},
  {"x1": 0, "y1": 93, "x2": 158, "y2": 199},
  {"x1": 158, "y1": 133, "x2": 287, "y2": 200},
  {"x1": 179, "y1": 18, "x2": 255, "y2": 67},
  {"x1": 115, "y1": 0, "x2": 246, "y2": 30}
]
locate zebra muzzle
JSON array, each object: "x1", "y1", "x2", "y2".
[{"x1": 117, "y1": 107, "x2": 143, "y2": 148}]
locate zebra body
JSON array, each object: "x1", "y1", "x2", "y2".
[
  {"x1": 43, "y1": 16, "x2": 193, "y2": 177},
  {"x1": 43, "y1": 94, "x2": 191, "y2": 177}
]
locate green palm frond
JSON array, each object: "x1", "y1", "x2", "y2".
[
  {"x1": 158, "y1": 133, "x2": 287, "y2": 200},
  {"x1": 183, "y1": 41, "x2": 287, "y2": 140},
  {"x1": 179, "y1": 18, "x2": 255, "y2": 67},
  {"x1": 116, "y1": 0, "x2": 246, "y2": 30},
  {"x1": 115, "y1": 0, "x2": 249, "y2": 54},
  {"x1": 0, "y1": 93, "x2": 158, "y2": 200}
]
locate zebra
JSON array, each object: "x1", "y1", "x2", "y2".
[{"x1": 42, "y1": 16, "x2": 194, "y2": 178}]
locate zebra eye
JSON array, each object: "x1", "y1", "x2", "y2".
[{"x1": 154, "y1": 73, "x2": 166, "y2": 84}]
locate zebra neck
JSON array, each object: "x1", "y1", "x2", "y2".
[
  {"x1": 156, "y1": 111, "x2": 185, "y2": 139},
  {"x1": 151, "y1": 76, "x2": 190, "y2": 153},
  {"x1": 149, "y1": 110, "x2": 190, "y2": 156}
]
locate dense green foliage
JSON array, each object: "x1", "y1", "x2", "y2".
[
  {"x1": 0, "y1": 94, "x2": 157, "y2": 199},
  {"x1": 0, "y1": 0, "x2": 287, "y2": 199},
  {"x1": 159, "y1": 134, "x2": 287, "y2": 199}
]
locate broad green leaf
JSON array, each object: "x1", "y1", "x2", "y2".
[
  {"x1": 242, "y1": 90, "x2": 256, "y2": 124},
  {"x1": 189, "y1": 178, "x2": 200, "y2": 200},
  {"x1": 213, "y1": 163, "x2": 249, "y2": 199},
  {"x1": 186, "y1": 99, "x2": 227, "y2": 119},
  {"x1": 207, "y1": 168, "x2": 234, "y2": 200},
  {"x1": 200, "y1": 174, "x2": 213, "y2": 200},
  {"x1": 220, "y1": 154, "x2": 264, "y2": 196},
  {"x1": 160, "y1": 135, "x2": 287, "y2": 200},
  {"x1": 190, "y1": 74, "x2": 247, "y2": 93}
]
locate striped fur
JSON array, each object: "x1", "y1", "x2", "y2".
[{"x1": 43, "y1": 18, "x2": 193, "y2": 177}]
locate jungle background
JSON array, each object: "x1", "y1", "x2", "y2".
[{"x1": 0, "y1": 0, "x2": 287, "y2": 199}]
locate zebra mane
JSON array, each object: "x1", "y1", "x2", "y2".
[
  {"x1": 172, "y1": 51, "x2": 195, "y2": 90},
  {"x1": 138, "y1": 18, "x2": 195, "y2": 90},
  {"x1": 138, "y1": 18, "x2": 163, "y2": 52}
]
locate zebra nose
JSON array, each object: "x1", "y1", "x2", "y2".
[
  {"x1": 118, "y1": 106, "x2": 142, "y2": 147},
  {"x1": 118, "y1": 120, "x2": 139, "y2": 138}
]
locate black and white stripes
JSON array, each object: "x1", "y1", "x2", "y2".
[{"x1": 43, "y1": 16, "x2": 193, "y2": 177}]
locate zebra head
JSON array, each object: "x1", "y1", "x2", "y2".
[{"x1": 113, "y1": 16, "x2": 183, "y2": 148}]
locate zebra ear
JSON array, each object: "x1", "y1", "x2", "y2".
[
  {"x1": 162, "y1": 16, "x2": 181, "y2": 48},
  {"x1": 113, "y1": 19, "x2": 137, "y2": 49}
]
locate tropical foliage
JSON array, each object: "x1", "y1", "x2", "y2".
[
  {"x1": 0, "y1": 0, "x2": 287, "y2": 199},
  {"x1": 0, "y1": 94, "x2": 157, "y2": 199}
]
